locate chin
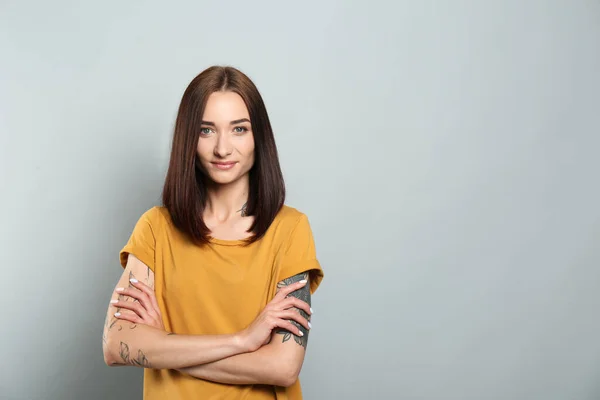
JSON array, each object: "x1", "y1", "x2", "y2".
[
  {"x1": 206, "y1": 171, "x2": 244, "y2": 185},
  {"x1": 210, "y1": 177, "x2": 237, "y2": 185}
]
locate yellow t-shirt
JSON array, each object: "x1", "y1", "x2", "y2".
[{"x1": 119, "y1": 205, "x2": 324, "y2": 400}]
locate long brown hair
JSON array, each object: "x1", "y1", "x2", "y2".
[{"x1": 162, "y1": 66, "x2": 285, "y2": 245}]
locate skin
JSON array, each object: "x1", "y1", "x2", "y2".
[
  {"x1": 102, "y1": 90, "x2": 314, "y2": 387},
  {"x1": 275, "y1": 272, "x2": 311, "y2": 348},
  {"x1": 197, "y1": 91, "x2": 256, "y2": 237}
]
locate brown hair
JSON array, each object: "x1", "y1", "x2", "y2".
[{"x1": 161, "y1": 66, "x2": 285, "y2": 245}]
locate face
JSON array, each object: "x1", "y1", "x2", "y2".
[{"x1": 196, "y1": 91, "x2": 255, "y2": 185}]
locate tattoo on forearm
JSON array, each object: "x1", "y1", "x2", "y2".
[
  {"x1": 132, "y1": 350, "x2": 150, "y2": 367},
  {"x1": 119, "y1": 341, "x2": 130, "y2": 363},
  {"x1": 119, "y1": 341, "x2": 151, "y2": 367},
  {"x1": 275, "y1": 272, "x2": 311, "y2": 348}
]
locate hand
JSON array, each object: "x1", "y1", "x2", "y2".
[
  {"x1": 112, "y1": 279, "x2": 165, "y2": 331},
  {"x1": 238, "y1": 279, "x2": 312, "y2": 352}
]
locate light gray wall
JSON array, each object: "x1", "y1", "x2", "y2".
[{"x1": 1, "y1": 1, "x2": 599, "y2": 399}]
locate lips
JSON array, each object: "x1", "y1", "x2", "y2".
[{"x1": 211, "y1": 162, "x2": 237, "y2": 170}]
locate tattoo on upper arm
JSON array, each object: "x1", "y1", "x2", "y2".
[
  {"x1": 103, "y1": 266, "x2": 154, "y2": 362},
  {"x1": 108, "y1": 271, "x2": 135, "y2": 331},
  {"x1": 103, "y1": 266, "x2": 152, "y2": 348},
  {"x1": 274, "y1": 272, "x2": 311, "y2": 348},
  {"x1": 102, "y1": 314, "x2": 109, "y2": 346}
]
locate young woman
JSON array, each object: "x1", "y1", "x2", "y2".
[{"x1": 101, "y1": 66, "x2": 324, "y2": 400}]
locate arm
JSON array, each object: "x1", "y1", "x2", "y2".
[
  {"x1": 102, "y1": 254, "x2": 249, "y2": 369},
  {"x1": 178, "y1": 272, "x2": 312, "y2": 387}
]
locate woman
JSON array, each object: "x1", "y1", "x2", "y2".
[{"x1": 102, "y1": 66, "x2": 324, "y2": 400}]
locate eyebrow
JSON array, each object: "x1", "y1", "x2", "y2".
[{"x1": 201, "y1": 118, "x2": 250, "y2": 126}]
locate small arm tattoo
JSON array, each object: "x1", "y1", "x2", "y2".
[
  {"x1": 108, "y1": 271, "x2": 136, "y2": 331},
  {"x1": 119, "y1": 341, "x2": 130, "y2": 363},
  {"x1": 107, "y1": 267, "x2": 151, "y2": 332},
  {"x1": 275, "y1": 272, "x2": 311, "y2": 348},
  {"x1": 103, "y1": 266, "x2": 152, "y2": 348},
  {"x1": 132, "y1": 350, "x2": 150, "y2": 367},
  {"x1": 119, "y1": 342, "x2": 151, "y2": 368}
]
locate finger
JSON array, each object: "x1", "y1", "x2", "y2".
[
  {"x1": 115, "y1": 287, "x2": 153, "y2": 314},
  {"x1": 275, "y1": 320, "x2": 305, "y2": 337},
  {"x1": 114, "y1": 310, "x2": 142, "y2": 325},
  {"x1": 276, "y1": 310, "x2": 310, "y2": 330},
  {"x1": 114, "y1": 290, "x2": 152, "y2": 318},
  {"x1": 129, "y1": 279, "x2": 160, "y2": 314},
  {"x1": 152, "y1": 317, "x2": 165, "y2": 330},
  {"x1": 111, "y1": 298, "x2": 149, "y2": 320},
  {"x1": 282, "y1": 297, "x2": 312, "y2": 315},
  {"x1": 274, "y1": 279, "x2": 308, "y2": 300}
]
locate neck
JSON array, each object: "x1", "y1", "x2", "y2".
[{"x1": 204, "y1": 176, "x2": 249, "y2": 223}]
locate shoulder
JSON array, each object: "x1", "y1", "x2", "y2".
[
  {"x1": 136, "y1": 206, "x2": 171, "y2": 229},
  {"x1": 269, "y1": 205, "x2": 315, "y2": 242},
  {"x1": 274, "y1": 205, "x2": 309, "y2": 228}
]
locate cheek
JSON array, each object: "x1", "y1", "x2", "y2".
[
  {"x1": 239, "y1": 135, "x2": 255, "y2": 157},
  {"x1": 247, "y1": 135, "x2": 256, "y2": 154},
  {"x1": 247, "y1": 144, "x2": 256, "y2": 165},
  {"x1": 196, "y1": 142, "x2": 210, "y2": 160}
]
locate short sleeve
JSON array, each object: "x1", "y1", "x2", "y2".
[
  {"x1": 119, "y1": 208, "x2": 157, "y2": 271},
  {"x1": 277, "y1": 214, "x2": 324, "y2": 294}
]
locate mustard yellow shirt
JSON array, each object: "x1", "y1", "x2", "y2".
[{"x1": 119, "y1": 205, "x2": 324, "y2": 400}]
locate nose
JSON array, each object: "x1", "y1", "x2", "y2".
[{"x1": 214, "y1": 133, "x2": 233, "y2": 157}]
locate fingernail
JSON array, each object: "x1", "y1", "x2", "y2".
[
  {"x1": 310, "y1": 307, "x2": 314, "y2": 313},
  {"x1": 308, "y1": 322, "x2": 312, "y2": 329},
  {"x1": 114, "y1": 312, "x2": 121, "y2": 317},
  {"x1": 299, "y1": 280, "x2": 307, "y2": 284},
  {"x1": 116, "y1": 288, "x2": 124, "y2": 292},
  {"x1": 298, "y1": 331, "x2": 304, "y2": 336},
  {"x1": 110, "y1": 300, "x2": 118, "y2": 304},
  {"x1": 130, "y1": 278, "x2": 138, "y2": 283}
]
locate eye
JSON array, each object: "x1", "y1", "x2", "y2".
[
  {"x1": 200, "y1": 127, "x2": 212, "y2": 135},
  {"x1": 234, "y1": 126, "x2": 249, "y2": 134}
]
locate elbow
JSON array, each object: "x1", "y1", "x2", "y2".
[
  {"x1": 103, "y1": 348, "x2": 118, "y2": 367},
  {"x1": 277, "y1": 374, "x2": 298, "y2": 388},
  {"x1": 276, "y1": 362, "x2": 302, "y2": 388},
  {"x1": 103, "y1": 346, "x2": 114, "y2": 366},
  {"x1": 271, "y1": 347, "x2": 304, "y2": 387},
  {"x1": 102, "y1": 335, "x2": 120, "y2": 367},
  {"x1": 103, "y1": 351, "x2": 115, "y2": 367}
]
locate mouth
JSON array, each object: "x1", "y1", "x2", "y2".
[{"x1": 211, "y1": 161, "x2": 238, "y2": 171}]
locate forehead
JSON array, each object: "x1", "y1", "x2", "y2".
[{"x1": 202, "y1": 91, "x2": 249, "y2": 121}]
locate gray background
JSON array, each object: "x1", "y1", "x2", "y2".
[{"x1": 1, "y1": 1, "x2": 599, "y2": 399}]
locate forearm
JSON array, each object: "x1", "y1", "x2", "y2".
[
  {"x1": 178, "y1": 342, "x2": 294, "y2": 387},
  {"x1": 178, "y1": 272, "x2": 312, "y2": 386},
  {"x1": 103, "y1": 324, "x2": 246, "y2": 369}
]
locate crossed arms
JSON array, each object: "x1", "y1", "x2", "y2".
[{"x1": 102, "y1": 254, "x2": 313, "y2": 387}]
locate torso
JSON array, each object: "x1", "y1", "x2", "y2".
[{"x1": 137, "y1": 205, "x2": 310, "y2": 400}]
